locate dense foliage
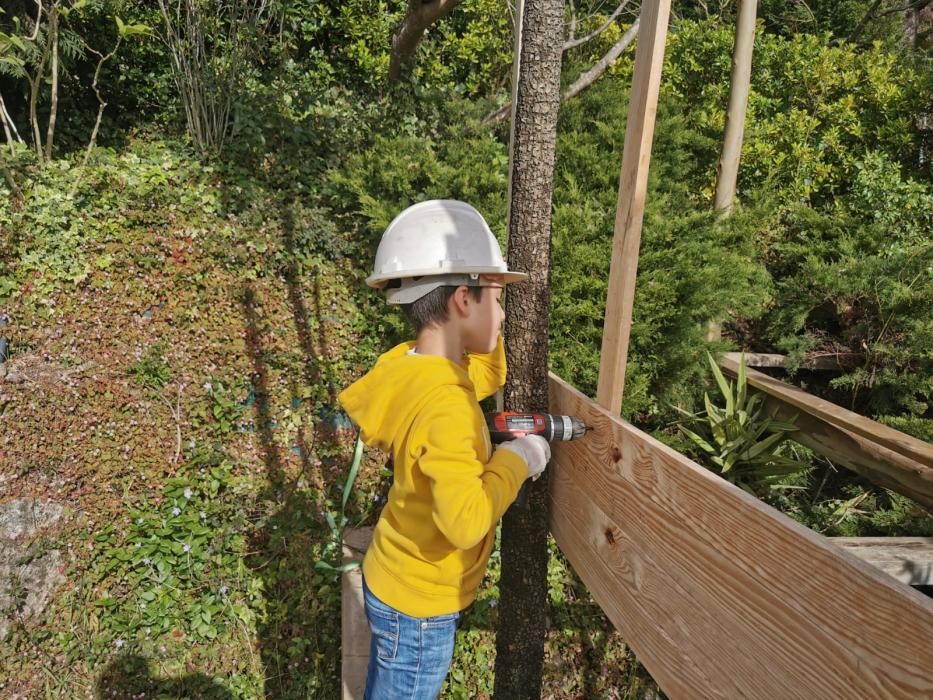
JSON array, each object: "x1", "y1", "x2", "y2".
[{"x1": 1, "y1": 1, "x2": 930, "y2": 697}]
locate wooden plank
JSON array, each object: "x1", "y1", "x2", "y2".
[
  {"x1": 596, "y1": 0, "x2": 672, "y2": 416},
  {"x1": 754, "y1": 389, "x2": 933, "y2": 509},
  {"x1": 341, "y1": 527, "x2": 373, "y2": 700},
  {"x1": 723, "y1": 351, "x2": 863, "y2": 370},
  {"x1": 830, "y1": 537, "x2": 933, "y2": 586},
  {"x1": 548, "y1": 372, "x2": 933, "y2": 699},
  {"x1": 720, "y1": 355, "x2": 933, "y2": 470}
]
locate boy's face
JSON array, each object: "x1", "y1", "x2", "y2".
[{"x1": 462, "y1": 274, "x2": 505, "y2": 354}]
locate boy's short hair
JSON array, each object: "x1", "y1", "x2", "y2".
[{"x1": 398, "y1": 284, "x2": 484, "y2": 333}]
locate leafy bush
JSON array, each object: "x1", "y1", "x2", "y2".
[
  {"x1": 58, "y1": 453, "x2": 262, "y2": 663},
  {"x1": 763, "y1": 152, "x2": 932, "y2": 420},
  {"x1": 664, "y1": 19, "x2": 928, "y2": 205},
  {"x1": 0, "y1": 141, "x2": 218, "y2": 308},
  {"x1": 653, "y1": 19, "x2": 932, "y2": 435}
]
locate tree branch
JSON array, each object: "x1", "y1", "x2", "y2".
[
  {"x1": 874, "y1": 0, "x2": 929, "y2": 19},
  {"x1": 69, "y1": 38, "x2": 121, "y2": 199},
  {"x1": 483, "y1": 16, "x2": 640, "y2": 126},
  {"x1": 27, "y1": 0, "x2": 43, "y2": 41},
  {"x1": 845, "y1": 0, "x2": 885, "y2": 44},
  {"x1": 0, "y1": 92, "x2": 23, "y2": 153},
  {"x1": 563, "y1": 16, "x2": 639, "y2": 99},
  {"x1": 567, "y1": 0, "x2": 577, "y2": 43},
  {"x1": 44, "y1": 5, "x2": 60, "y2": 161},
  {"x1": 388, "y1": 0, "x2": 463, "y2": 82},
  {"x1": 0, "y1": 154, "x2": 23, "y2": 206},
  {"x1": 563, "y1": 0, "x2": 630, "y2": 50}
]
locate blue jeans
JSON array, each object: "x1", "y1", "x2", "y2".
[{"x1": 362, "y1": 577, "x2": 462, "y2": 700}]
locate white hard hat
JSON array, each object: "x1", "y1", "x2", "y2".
[{"x1": 366, "y1": 200, "x2": 528, "y2": 304}]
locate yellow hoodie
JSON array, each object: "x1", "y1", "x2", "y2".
[{"x1": 337, "y1": 335, "x2": 527, "y2": 617}]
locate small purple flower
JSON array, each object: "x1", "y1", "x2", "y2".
[{"x1": 172, "y1": 506, "x2": 181, "y2": 516}]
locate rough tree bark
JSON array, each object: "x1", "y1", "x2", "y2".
[{"x1": 494, "y1": 0, "x2": 564, "y2": 697}]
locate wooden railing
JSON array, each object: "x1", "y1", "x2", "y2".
[
  {"x1": 548, "y1": 372, "x2": 933, "y2": 698},
  {"x1": 719, "y1": 356, "x2": 933, "y2": 509}
]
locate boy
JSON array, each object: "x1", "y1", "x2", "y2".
[{"x1": 338, "y1": 200, "x2": 550, "y2": 699}]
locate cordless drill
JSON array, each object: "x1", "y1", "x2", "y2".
[{"x1": 485, "y1": 411, "x2": 589, "y2": 509}]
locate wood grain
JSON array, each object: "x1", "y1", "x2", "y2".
[
  {"x1": 722, "y1": 351, "x2": 863, "y2": 370},
  {"x1": 596, "y1": 0, "x2": 672, "y2": 415},
  {"x1": 758, "y1": 389, "x2": 932, "y2": 509},
  {"x1": 548, "y1": 372, "x2": 933, "y2": 699}
]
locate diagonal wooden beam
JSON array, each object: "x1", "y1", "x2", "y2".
[
  {"x1": 720, "y1": 355, "x2": 933, "y2": 469},
  {"x1": 548, "y1": 371, "x2": 933, "y2": 698},
  {"x1": 719, "y1": 356, "x2": 933, "y2": 509}
]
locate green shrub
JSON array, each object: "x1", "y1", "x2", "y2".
[{"x1": 763, "y1": 152, "x2": 932, "y2": 421}]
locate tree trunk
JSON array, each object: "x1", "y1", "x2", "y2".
[
  {"x1": 713, "y1": 0, "x2": 757, "y2": 215},
  {"x1": 903, "y1": 6, "x2": 919, "y2": 48},
  {"x1": 483, "y1": 18, "x2": 640, "y2": 127},
  {"x1": 708, "y1": 0, "x2": 756, "y2": 342},
  {"x1": 494, "y1": 0, "x2": 563, "y2": 697}
]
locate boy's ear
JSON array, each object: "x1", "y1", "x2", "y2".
[{"x1": 450, "y1": 285, "x2": 472, "y2": 316}]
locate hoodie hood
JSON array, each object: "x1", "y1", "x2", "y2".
[{"x1": 338, "y1": 342, "x2": 475, "y2": 452}]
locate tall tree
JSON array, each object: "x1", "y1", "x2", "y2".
[{"x1": 494, "y1": 0, "x2": 564, "y2": 697}]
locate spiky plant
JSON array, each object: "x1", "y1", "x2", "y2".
[{"x1": 677, "y1": 353, "x2": 811, "y2": 495}]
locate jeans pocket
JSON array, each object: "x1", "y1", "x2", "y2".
[
  {"x1": 366, "y1": 604, "x2": 399, "y2": 661},
  {"x1": 420, "y1": 615, "x2": 459, "y2": 672}
]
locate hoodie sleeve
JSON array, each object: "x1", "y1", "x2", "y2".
[
  {"x1": 466, "y1": 334, "x2": 507, "y2": 401},
  {"x1": 412, "y1": 387, "x2": 527, "y2": 550}
]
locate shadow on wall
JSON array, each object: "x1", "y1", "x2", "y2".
[{"x1": 96, "y1": 654, "x2": 234, "y2": 699}]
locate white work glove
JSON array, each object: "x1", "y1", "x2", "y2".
[{"x1": 497, "y1": 435, "x2": 551, "y2": 481}]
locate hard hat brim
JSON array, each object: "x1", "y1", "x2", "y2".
[
  {"x1": 367, "y1": 268, "x2": 528, "y2": 290},
  {"x1": 371, "y1": 269, "x2": 529, "y2": 304}
]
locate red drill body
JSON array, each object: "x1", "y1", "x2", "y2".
[
  {"x1": 485, "y1": 411, "x2": 590, "y2": 510},
  {"x1": 485, "y1": 411, "x2": 588, "y2": 444}
]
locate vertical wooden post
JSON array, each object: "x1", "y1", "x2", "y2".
[{"x1": 596, "y1": 0, "x2": 672, "y2": 415}]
